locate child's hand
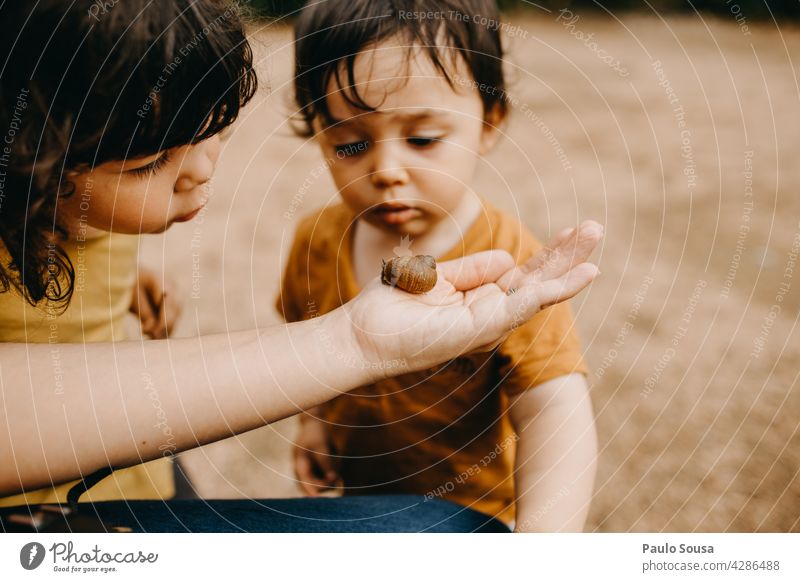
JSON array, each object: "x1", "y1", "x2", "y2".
[
  {"x1": 342, "y1": 221, "x2": 602, "y2": 377},
  {"x1": 130, "y1": 265, "x2": 183, "y2": 339},
  {"x1": 293, "y1": 415, "x2": 339, "y2": 496}
]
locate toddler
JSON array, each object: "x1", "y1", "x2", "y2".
[{"x1": 278, "y1": 0, "x2": 597, "y2": 531}]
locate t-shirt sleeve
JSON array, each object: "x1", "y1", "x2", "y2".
[
  {"x1": 496, "y1": 233, "x2": 588, "y2": 397},
  {"x1": 274, "y1": 223, "x2": 310, "y2": 324}
]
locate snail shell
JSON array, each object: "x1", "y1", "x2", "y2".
[{"x1": 381, "y1": 255, "x2": 437, "y2": 294}]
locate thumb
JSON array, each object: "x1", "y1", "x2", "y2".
[
  {"x1": 294, "y1": 454, "x2": 322, "y2": 497},
  {"x1": 438, "y1": 250, "x2": 515, "y2": 291},
  {"x1": 134, "y1": 289, "x2": 157, "y2": 334},
  {"x1": 312, "y1": 450, "x2": 339, "y2": 483}
]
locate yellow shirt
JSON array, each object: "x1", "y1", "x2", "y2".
[
  {"x1": 276, "y1": 201, "x2": 587, "y2": 524},
  {"x1": 0, "y1": 233, "x2": 175, "y2": 507}
]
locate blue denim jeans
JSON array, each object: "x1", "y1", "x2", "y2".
[{"x1": 2, "y1": 496, "x2": 510, "y2": 533}]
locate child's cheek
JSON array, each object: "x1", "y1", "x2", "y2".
[
  {"x1": 419, "y1": 170, "x2": 468, "y2": 210},
  {"x1": 333, "y1": 168, "x2": 370, "y2": 205},
  {"x1": 328, "y1": 159, "x2": 355, "y2": 189},
  {"x1": 111, "y1": 180, "x2": 168, "y2": 233},
  {"x1": 339, "y1": 186, "x2": 370, "y2": 215}
]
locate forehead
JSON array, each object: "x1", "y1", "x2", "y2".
[{"x1": 324, "y1": 37, "x2": 482, "y2": 123}]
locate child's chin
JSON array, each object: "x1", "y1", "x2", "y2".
[
  {"x1": 371, "y1": 218, "x2": 428, "y2": 237},
  {"x1": 146, "y1": 223, "x2": 171, "y2": 234}
]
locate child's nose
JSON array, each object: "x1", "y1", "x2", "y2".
[
  {"x1": 370, "y1": 141, "x2": 409, "y2": 188},
  {"x1": 173, "y1": 137, "x2": 219, "y2": 193}
]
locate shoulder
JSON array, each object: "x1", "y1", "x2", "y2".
[
  {"x1": 474, "y1": 200, "x2": 543, "y2": 263},
  {"x1": 292, "y1": 204, "x2": 353, "y2": 251},
  {"x1": 282, "y1": 204, "x2": 355, "y2": 271}
]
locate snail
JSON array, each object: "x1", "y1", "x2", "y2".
[{"x1": 381, "y1": 255, "x2": 437, "y2": 294}]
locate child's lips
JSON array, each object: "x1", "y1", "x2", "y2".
[
  {"x1": 173, "y1": 192, "x2": 210, "y2": 223},
  {"x1": 372, "y1": 204, "x2": 421, "y2": 225},
  {"x1": 173, "y1": 203, "x2": 205, "y2": 223}
]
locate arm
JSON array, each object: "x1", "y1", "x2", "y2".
[
  {"x1": 0, "y1": 307, "x2": 369, "y2": 496},
  {"x1": 293, "y1": 408, "x2": 339, "y2": 496},
  {"x1": 509, "y1": 373, "x2": 598, "y2": 532},
  {"x1": 1, "y1": 221, "x2": 601, "y2": 497}
]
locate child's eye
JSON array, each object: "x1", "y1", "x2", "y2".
[
  {"x1": 334, "y1": 140, "x2": 370, "y2": 158},
  {"x1": 128, "y1": 151, "x2": 171, "y2": 177},
  {"x1": 407, "y1": 136, "x2": 442, "y2": 148}
]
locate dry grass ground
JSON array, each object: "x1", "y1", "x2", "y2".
[{"x1": 138, "y1": 12, "x2": 800, "y2": 531}]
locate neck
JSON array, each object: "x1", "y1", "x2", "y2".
[
  {"x1": 350, "y1": 195, "x2": 483, "y2": 290},
  {"x1": 418, "y1": 194, "x2": 483, "y2": 258},
  {"x1": 358, "y1": 194, "x2": 482, "y2": 260}
]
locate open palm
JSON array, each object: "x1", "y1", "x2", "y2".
[{"x1": 344, "y1": 221, "x2": 604, "y2": 375}]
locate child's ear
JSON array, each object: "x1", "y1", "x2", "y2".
[{"x1": 479, "y1": 103, "x2": 506, "y2": 155}]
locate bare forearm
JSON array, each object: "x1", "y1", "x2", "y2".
[
  {"x1": 0, "y1": 234, "x2": 603, "y2": 497},
  {"x1": 0, "y1": 308, "x2": 369, "y2": 495},
  {"x1": 510, "y1": 374, "x2": 597, "y2": 532}
]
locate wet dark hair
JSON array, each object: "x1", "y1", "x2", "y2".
[
  {"x1": 293, "y1": 0, "x2": 507, "y2": 136},
  {"x1": 0, "y1": 0, "x2": 257, "y2": 309}
]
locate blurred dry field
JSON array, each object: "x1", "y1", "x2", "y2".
[{"x1": 138, "y1": 12, "x2": 800, "y2": 531}]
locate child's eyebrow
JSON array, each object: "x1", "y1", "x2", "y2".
[
  {"x1": 385, "y1": 109, "x2": 448, "y2": 121},
  {"x1": 327, "y1": 108, "x2": 450, "y2": 128}
]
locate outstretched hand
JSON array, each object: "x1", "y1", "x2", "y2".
[
  {"x1": 343, "y1": 221, "x2": 603, "y2": 378},
  {"x1": 130, "y1": 265, "x2": 183, "y2": 339}
]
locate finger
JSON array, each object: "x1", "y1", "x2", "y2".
[
  {"x1": 536, "y1": 262, "x2": 600, "y2": 308},
  {"x1": 154, "y1": 292, "x2": 182, "y2": 339},
  {"x1": 471, "y1": 333, "x2": 509, "y2": 354},
  {"x1": 129, "y1": 281, "x2": 142, "y2": 316},
  {"x1": 162, "y1": 279, "x2": 183, "y2": 336},
  {"x1": 139, "y1": 272, "x2": 165, "y2": 336},
  {"x1": 311, "y1": 451, "x2": 339, "y2": 485},
  {"x1": 552, "y1": 226, "x2": 577, "y2": 245},
  {"x1": 136, "y1": 289, "x2": 157, "y2": 336},
  {"x1": 524, "y1": 227, "x2": 576, "y2": 272},
  {"x1": 149, "y1": 293, "x2": 168, "y2": 340},
  {"x1": 294, "y1": 454, "x2": 324, "y2": 496},
  {"x1": 514, "y1": 262, "x2": 599, "y2": 319},
  {"x1": 499, "y1": 221, "x2": 602, "y2": 293},
  {"x1": 467, "y1": 232, "x2": 590, "y2": 347},
  {"x1": 496, "y1": 224, "x2": 594, "y2": 293},
  {"x1": 141, "y1": 272, "x2": 163, "y2": 307},
  {"x1": 463, "y1": 279, "x2": 503, "y2": 308},
  {"x1": 527, "y1": 220, "x2": 603, "y2": 282},
  {"x1": 438, "y1": 250, "x2": 515, "y2": 291},
  {"x1": 462, "y1": 286, "x2": 518, "y2": 351}
]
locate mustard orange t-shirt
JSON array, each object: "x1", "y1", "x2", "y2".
[
  {"x1": 276, "y1": 201, "x2": 586, "y2": 524},
  {"x1": 0, "y1": 233, "x2": 175, "y2": 507}
]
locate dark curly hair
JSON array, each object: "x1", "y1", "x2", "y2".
[
  {"x1": 293, "y1": 0, "x2": 507, "y2": 136},
  {"x1": 0, "y1": 0, "x2": 257, "y2": 310}
]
